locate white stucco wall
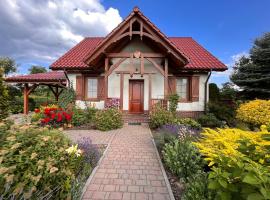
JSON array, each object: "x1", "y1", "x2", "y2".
[{"x1": 176, "y1": 74, "x2": 208, "y2": 111}]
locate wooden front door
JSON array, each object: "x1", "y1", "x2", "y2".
[{"x1": 129, "y1": 80, "x2": 144, "y2": 113}]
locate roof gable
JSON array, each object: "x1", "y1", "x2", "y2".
[
  {"x1": 83, "y1": 7, "x2": 189, "y2": 66},
  {"x1": 50, "y1": 37, "x2": 227, "y2": 71}
]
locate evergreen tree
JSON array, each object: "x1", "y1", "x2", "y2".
[
  {"x1": 209, "y1": 83, "x2": 220, "y2": 102},
  {"x1": 231, "y1": 32, "x2": 270, "y2": 99}
]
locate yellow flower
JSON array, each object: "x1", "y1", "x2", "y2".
[
  {"x1": 6, "y1": 136, "x2": 16, "y2": 141},
  {"x1": 49, "y1": 167, "x2": 58, "y2": 173},
  {"x1": 31, "y1": 175, "x2": 42, "y2": 184},
  {"x1": 0, "y1": 167, "x2": 9, "y2": 174},
  {"x1": 31, "y1": 153, "x2": 38, "y2": 160},
  {"x1": 11, "y1": 143, "x2": 21, "y2": 150},
  {"x1": 4, "y1": 174, "x2": 14, "y2": 183},
  {"x1": 41, "y1": 136, "x2": 50, "y2": 142},
  {"x1": 65, "y1": 144, "x2": 82, "y2": 157},
  {"x1": 0, "y1": 149, "x2": 9, "y2": 155}
]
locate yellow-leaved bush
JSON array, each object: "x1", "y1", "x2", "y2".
[
  {"x1": 194, "y1": 127, "x2": 270, "y2": 199},
  {"x1": 236, "y1": 99, "x2": 270, "y2": 126},
  {"x1": 194, "y1": 126, "x2": 270, "y2": 166}
]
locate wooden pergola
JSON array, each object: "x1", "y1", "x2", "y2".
[{"x1": 5, "y1": 71, "x2": 67, "y2": 114}]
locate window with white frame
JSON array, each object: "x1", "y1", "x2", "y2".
[
  {"x1": 87, "y1": 78, "x2": 98, "y2": 98},
  {"x1": 176, "y1": 77, "x2": 189, "y2": 100}
]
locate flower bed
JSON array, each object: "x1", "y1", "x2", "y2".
[
  {"x1": 32, "y1": 105, "x2": 72, "y2": 128},
  {"x1": 153, "y1": 123, "x2": 270, "y2": 200},
  {"x1": 0, "y1": 122, "x2": 101, "y2": 199}
]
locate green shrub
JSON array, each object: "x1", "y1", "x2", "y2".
[
  {"x1": 208, "y1": 102, "x2": 236, "y2": 126},
  {"x1": 177, "y1": 118, "x2": 201, "y2": 129},
  {"x1": 168, "y1": 94, "x2": 179, "y2": 114},
  {"x1": 0, "y1": 125, "x2": 88, "y2": 199},
  {"x1": 182, "y1": 172, "x2": 215, "y2": 200},
  {"x1": 149, "y1": 105, "x2": 174, "y2": 129},
  {"x1": 162, "y1": 139, "x2": 204, "y2": 181},
  {"x1": 197, "y1": 113, "x2": 223, "y2": 128},
  {"x1": 71, "y1": 107, "x2": 88, "y2": 126},
  {"x1": 95, "y1": 108, "x2": 123, "y2": 131},
  {"x1": 0, "y1": 68, "x2": 9, "y2": 120},
  {"x1": 58, "y1": 86, "x2": 76, "y2": 109},
  {"x1": 85, "y1": 106, "x2": 97, "y2": 122}
]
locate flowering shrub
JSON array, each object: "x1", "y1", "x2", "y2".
[
  {"x1": 95, "y1": 108, "x2": 123, "y2": 131},
  {"x1": 149, "y1": 105, "x2": 174, "y2": 129},
  {"x1": 160, "y1": 124, "x2": 201, "y2": 141},
  {"x1": 0, "y1": 125, "x2": 85, "y2": 199},
  {"x1": 77, "y1": 137, "x2": 101, "y2": 167},
  {"x1": 194, "y1": 127, "x2": 270, "y2": 199},
  {"x1": 236, "y1": 99, "x2": 270, "y2": 127},
  {"x1": 32, "y1": 105, "x2": 72, "y2": 128},
  {"x1": 105, "y1": 98, "x2": 120, "y2": 109},
  {"x1": 162, "y1": 139, "x2": 204, "y2": 181},
  {"x1": 177, "y1": 118, "x2": 201, "y2": 129}
]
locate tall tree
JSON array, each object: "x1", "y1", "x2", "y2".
[
  {"x1": 209, "y1": 83, "x2": 220, "y2": 102},
  {"x1": 0, "y1": 68, "x2": 9, "y2": 120},
  {"x1": 231, "y1": 32, "x2": 270, "y2": 99},
  {"x1": 28, "y1": 65, "x2": 47, "y2": 74},
  {"x1": 0, "y1": 57, "x2": 17, "y2": 76}
]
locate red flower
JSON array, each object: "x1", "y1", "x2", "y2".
[
  {"x1": 51, "y1": 113, "x2": 56, "y2": 119},
  {"x1": 42, "y1": 117, "x2": 50, "y2": 123},
  {"x1": 57, "y1": 113, "x2": 62, "y2": 122},
  {"x1": 34, "y1": 108, "x2": 40, "y2": 113},
  {"x1": 65, "y1": 113, "x2": 72, "y2": 121},
  {"x1": 44, "y1": 108, "x2": 50, "y2": 115}
]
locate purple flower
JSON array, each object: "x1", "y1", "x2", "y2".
[
  {"x1": 105, "y1": 98, "x2": 120, "y2": 109},
  {"x1": 77, "y1": 137, "x2": 101, "y2": 166}
]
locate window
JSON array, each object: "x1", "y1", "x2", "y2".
[
  {"x1": 87, "y1": 78, "x2": 98, "y2": 98},
  {"x1": 176, "y1": 77, "x2": 189, "y2": 100}
]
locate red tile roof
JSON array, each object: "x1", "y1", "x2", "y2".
[
  {"x1": 50, "y1": 37, "x2": 227, "y2": 71},
  {"x1": 5, "y1": 71, "x2": 66, "y2": 83}
]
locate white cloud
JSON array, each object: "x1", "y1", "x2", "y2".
[
  {"x1": 212, "y1": 51, "x2": 249, "y2": 79},
  {"x1": 0, "y1": 0, "x2": 122, "y2": 66}
]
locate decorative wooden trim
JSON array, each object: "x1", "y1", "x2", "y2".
[
  {"x1": 106, "y1": 52, "x2": 164, "y2": 58},
  {"x1": 104, "y1": 58, "x2": 109, "y2": 99},
  {"x1": 130, "y1": 53, "x2": 134, "y2": 77},
  {"x1": 115, "y1": 71, "x2": 156, "y2": 75},
  {"x1": 164, "y1": 58, "x2": 168, "y2": 98},
  {"x1": 145, "y1": 57, "x2": 165, "y2": 76},
  {"x1": 107, "y1": 57, "x2": 127, "y2": 76},
  {"x1": 148, "y1": 74, "x2": 152, "y2": 111},
  {"x1": 120, "y1": 73, "x2": 124, "y2": 110},
  {"x1": 140, "y1": 54, "x2": 144, "y2": 76}
]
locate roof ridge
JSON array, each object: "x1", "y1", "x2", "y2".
[{"x1": 168, "y1": 36, "x2": 193, "y2": 38}]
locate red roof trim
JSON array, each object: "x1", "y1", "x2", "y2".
[{"x1": 5, "y1": 71, "x2": 66, "y2": 83}]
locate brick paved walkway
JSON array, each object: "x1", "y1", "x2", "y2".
[
  {"x1": 65, "y1": 129, "x2": 115, "y2": 144},
  {"x1": 83, "y1": 124, "x2": 172, "y2": 200}
]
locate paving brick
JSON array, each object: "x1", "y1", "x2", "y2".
[{"x1": 82, "y1": 125, "x2": 171, "y2": 200}]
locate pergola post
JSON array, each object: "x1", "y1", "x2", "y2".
[{"x1": 23, "y1": 83, "x2": 29, "y2": 115}]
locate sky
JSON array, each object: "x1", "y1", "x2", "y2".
[{"x1": 0, "y1": 0, "x2": 269, "y2": 86}]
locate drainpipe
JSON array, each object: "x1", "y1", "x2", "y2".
[
  {"x1": 204, "y1": 70, "x2": 212, "y2": 113},
  {"x1": 63, "y1": 68, "x2": 70, "y2": 87}
]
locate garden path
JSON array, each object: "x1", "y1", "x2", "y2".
[{"x1": 82, "y1": 124, "x2": 173, "y2": 200}]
